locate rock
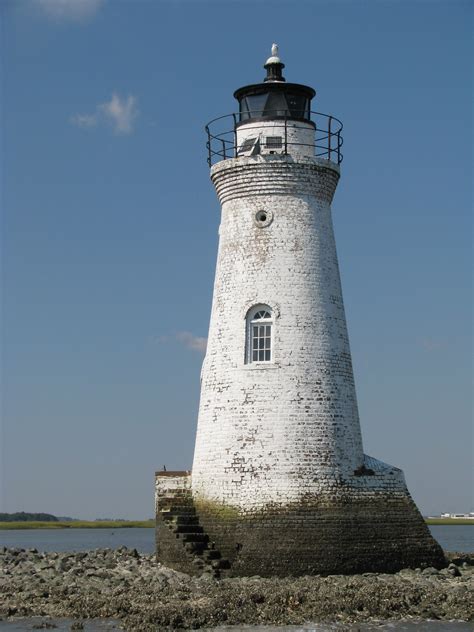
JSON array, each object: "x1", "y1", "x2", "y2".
[
  {"x1": 448, "y1": 563, "x2": 461, "y2": 577},
  {"x1": 421, "y1": 566, "x2": 439, "y2": 576},
  {"x1": 55, "y1": 559, "x2": 69, "y2": 572},
  {"x1": 1, "y1": 547, "x2": 473, "y2": 630}
]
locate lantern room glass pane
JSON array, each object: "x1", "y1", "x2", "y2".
[
  {"x1": 286, "y1": 94, "x2": 307, "y2": 118},
  {"x1": 239, "y1": 98, "x2": 251, "y2": 121},
  {"x1": 246, "y1": 94, "x2": 268, "y2": 118},
  {"x1": 264, "y1": 92, "x2": 289, "y2": 118}
]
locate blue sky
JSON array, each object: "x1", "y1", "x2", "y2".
[{"x1": 1, "y1": 0, "x2": 472, "y2": 519}]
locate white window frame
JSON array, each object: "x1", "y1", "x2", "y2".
[{"x1": 246, "y1": 305, "x2": 273, "y2": 364}]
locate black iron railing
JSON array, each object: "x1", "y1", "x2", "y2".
[{"x1": 205, "y1": 111, "x2": 343, "y2": 167}]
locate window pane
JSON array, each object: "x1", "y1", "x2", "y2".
[
  {"x1": 264, "y1": 92, "x2": 289, "y2": 117},
  {"x1": 246, "y1": 93, "x2": 268, "y2": 118},
  {"x1": 248, "y1": 306, "x2": 274, "y2": 364},
  {"x1": 239, "y1": 98, "x2": 251, "y2": 121},
  {"x1": 286, "y1": 93, "x2": 307, "y2": 118}
]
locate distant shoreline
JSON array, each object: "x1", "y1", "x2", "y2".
[
  {"x1": 0, "y1": 518, "x2": 472, "y2": 530},
  {"x1": 0, "y1": 520, "x2": 154, "y2": 530}
]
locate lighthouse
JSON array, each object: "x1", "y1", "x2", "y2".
[{"x1": 155, "y1": 46, "x2": 444, "y2": 577}]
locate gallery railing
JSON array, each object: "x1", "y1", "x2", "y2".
[{"x1": 205, "y1": 111, "x2": 343, "y2": 167}]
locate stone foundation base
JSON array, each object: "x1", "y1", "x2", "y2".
[
  {"x1": 195, "y1": 493, "x2": 445, "y2": 576},
  {"x1": 155, "y1": 471, "x2": 445, "y2": 577}
]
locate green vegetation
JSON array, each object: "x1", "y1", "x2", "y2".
[
  {"x1": 0, "y1": 520, "x2": 154, "y2": 530},
  {"x1": 0, "y1": 512, "x2": 63, "y2": 522},
  {"x1": 425, "y1": 518, "x2": 473, "y2": 526},
  {"x1": 194, "y1": 498, "x2": 241, "y2": 521}
]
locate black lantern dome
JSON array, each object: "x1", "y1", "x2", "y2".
[{"x1": 234, "y1": 44, "x2": 316, "y2": 126}]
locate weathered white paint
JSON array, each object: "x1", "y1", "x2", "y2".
[
  {"x1": 192, "y1": 134, "x2": 407, "y2": 511},
  {"x1": 155, "y1": 472, "x2": 191, "y2": 514}
]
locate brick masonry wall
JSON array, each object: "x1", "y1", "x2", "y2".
[
  {"x1": 192, "y1": 155, "x2": 367, "y2": 508},
  {"x1": 155, "y1": 472, "x2": 199, "y2": 574},
  {"x1": 193, "y1": 489, "x2": 445, "y2": 576},
  {"x1": 155, "y1": 153, "x2": 444, "y2": 576},
  {"x1": 155, "y1": 470, "x2": 445, "y2": 576}
]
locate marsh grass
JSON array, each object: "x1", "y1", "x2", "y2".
[{"x1": 0, "y1": 520, "x2": 154, "y2": 530}]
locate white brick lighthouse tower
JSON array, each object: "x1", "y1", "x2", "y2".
[{"x1": 155, "y1": 46, "x2": 444, "y2": 577}]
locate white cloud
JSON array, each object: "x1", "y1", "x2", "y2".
[
  {"x1": 71, "y1": 93, "x2": 138, "y2": 135},
  {"x1": 34, "y1": 0, "x2": 106, "y2": 21},
  {"x1": 99, "y1": 93, "x2": 138, "y2": 135},
  {"x1": 175, "y1": 332, "x2": 208, "y2": 354},
  {"x1": 70, "y1": 112, "x2": 98, "y2": 129},
  {"x1": 152, "y1": 332, "x2": 207, "y2": 354}
]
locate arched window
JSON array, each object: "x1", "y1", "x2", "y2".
[{"x1": 246, "y1": 306, "x2": 273, "y2": 363}]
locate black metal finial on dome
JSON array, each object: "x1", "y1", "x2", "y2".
[{"x1": 264, "y1": 43, "x2": 285, "y2": 83}]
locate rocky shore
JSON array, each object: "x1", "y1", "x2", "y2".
[{"x1": 0, "y1": 547, "x2": 473, "y2": 631}]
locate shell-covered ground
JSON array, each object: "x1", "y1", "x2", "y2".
[{"x1": 1, "y1": 548, "x2": 472, "y2": 631}]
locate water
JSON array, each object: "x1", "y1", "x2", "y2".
[
  {"x1": 0, "y1": 527, "x2": 154, "y2": 553},
  {"x1": 429, "y1": 525, "x2": 473, "y2": 552},
  {"x1": 0, "y1": 525, "x2": 472, "y2": 554}
]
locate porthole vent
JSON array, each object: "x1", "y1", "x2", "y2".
[{"x1": 255, "y1": 209, "x2": 273, "y2": 228}]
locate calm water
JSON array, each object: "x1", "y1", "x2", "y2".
[
  {"x1": 0, "y1": 527, "x2": 154, "y2": 553},
  {"x1": 0, "y1": 525, "x2": 472, "y2": 553}
]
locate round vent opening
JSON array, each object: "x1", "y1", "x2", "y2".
[{"x1": 255, "y1": 209, "x2": 273, "y2": 228}]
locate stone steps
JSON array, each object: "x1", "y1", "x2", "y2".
[
  {"x1": 157, "y1": 492, "x2": 231, "y2": 578},
  {"x1": 172, "y1": 524, "x2": 204, "y2": 534}
]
